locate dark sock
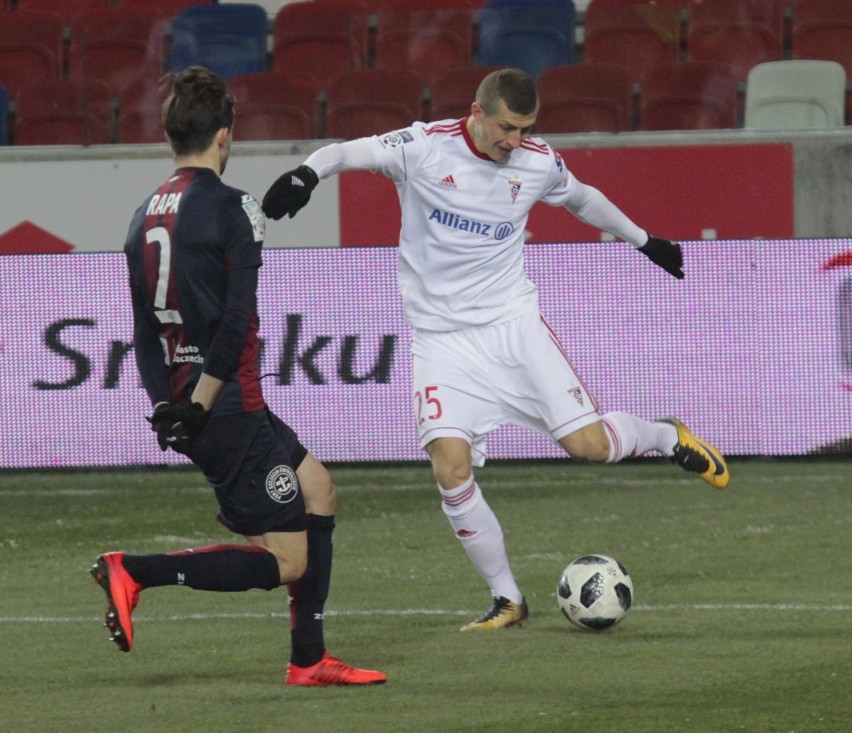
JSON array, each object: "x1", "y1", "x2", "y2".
[
  {"x1": 122, "y1": 544, "x2": 281, "y2": 592},
  {"x1": 288, "y1": 514, "x2": 334, "y2": 667}
]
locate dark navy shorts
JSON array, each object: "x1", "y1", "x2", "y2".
[{"x1": 188, "y1": 408, "x2": 308, "y2": 536}]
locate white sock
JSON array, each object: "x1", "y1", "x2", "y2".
[
  {"x1": 600, "y1": 411, "x2": 678, "y2": 462},
  {"x1": 439, "y1": 476, "x2": 523, "y2": 604}
]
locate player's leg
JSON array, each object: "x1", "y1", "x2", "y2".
[
  {"x1": 278, "y1": 449, "x2": 385, "y2": 686},
  {"x1": 414, "y1": 326, "x2": 529, "y2": 630},
  {"x1": 558, "y1": 414, "x2": 729, "y2": 489},
  {"x1": 91, "y1": 542, "x2": 290, "y2": 653},
  {"x1": 529, "y1": 314, "x2": 729, "y2": 488},
  {"x1": 91, "y1": 412, "x2": 306, "y2": 652},
  {"x1": 426, "y1": 436, "x2": 528, "y2": 631}
]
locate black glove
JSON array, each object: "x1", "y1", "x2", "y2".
[
  {"x1": 638, "y1": 236, "x2": 684, "y2": 279},
  {"x1": 261, "y1": 164, "x2": 319, "y2": 220},
  {"x1": 147, "y1": 401, "x2": 210, "y2": 455}
]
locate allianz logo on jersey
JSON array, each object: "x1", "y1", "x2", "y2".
[{"x1": 428, "y1": 208, "x2": 515, "y2": 241}]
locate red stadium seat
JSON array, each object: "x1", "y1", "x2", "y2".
[
  {"x1": 324, "y1": 68, "x2": 424, "y2": 139},
  {"x1": 427, "y1": 65, "x2": 504, "y2": 121},
  {"x1": 536, "y1": 63, "x2": 634, "y2": 133},
  {"x1": 686, "y1": 0, "x2": 785, "y2": 83},
  {"x1": 229, "y1": 72, "x2": 320, "y2": 141},
  {"x1": 791, "y1": 0, "x2": 852, "y2": 75},
  {"x1": 0, "y1": 10, "x2": 64, "y2": 98},
  {"x1": 69, "y1": 7, "x2": 169, "y2": 96},
  {"x1": 639, "y1": 61, "x2": 740, "y2": 131},
  {"x1": 583, "y1": 1, "x2": 683, "y2": 85},
  {"x1": 14, "y1": 78, "x2": 113, "y2": 146},
  {"x1": 373, "y1": 1, "x2": 476, "y2": 87},
  {"x1": 15, "y1": 0, "x2": 109, "y2": 12},
  {"x1": 117, "y1": 77, "x2": 167, "y2": 144},
  {"x1": 272, "y1": 0, "x2": 370, "y2": 89}
]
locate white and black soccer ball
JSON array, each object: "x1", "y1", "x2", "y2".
[{"x1": 556, "y1": 554, "x2": 634, "y2": 630}]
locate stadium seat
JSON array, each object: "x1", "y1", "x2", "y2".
[
  {"x1": 324, "y1": 68, "x2": 424, "y2": 139},
  {"x1": 0, "y1": 84, "x2": 9, "y2": 146},
  {"x1": 167, "y1": 3, "x2": 270, "y2": 81},
  {"x1": 583, "y1": 0, "x2": 683, "y2": 85},
  {"x1": 478, "y1": 0, "x2": 576, "y2": 80},
  {"x1": 272, "y1": 0, "x2": 370, "y2": 89},
  {"x1": 535, "y1": 63, "x2": 634, "y2": 133},
  {"x1": 373, "y1": 1, "x2": 476, "y2": 87},
  {"x1": 114, "y1": 0, "x2": 214, "y2": 16},
  {"x1": 69, "y1": 7, "x2": 169, "y2": 97},
  {"x1": 0, "y1": 10, "x2": 64, "y2": 99},
  {"x1": 791, "y1": 0, "x2": 852, "y2": 75},
  {"x1": 639, "y1": 61, "x2": 740, "y2": 131},
  {"x1": 744, "y1": 59, "x2": 846, "y2": 129},
  {"x1": 686, "y1": 0, "x2": 786, "y2": 83},
  {"x1": 14, "y1": 0, "x2": 109, "y2": 11},
  {"x1": 229, "y1": 71, "x2": 320, "y2": 140},
  {"x1": 116, "y1": 77, "x2": 166, "y2": 144},
  {"x1": 14, "y1": 78, "x2": 113, "y2": 146},
  {"x1": 427, "y1": 65, "x2": 504, "y2": 121}
]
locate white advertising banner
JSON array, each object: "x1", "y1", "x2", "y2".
[{"x1": 1, "y1": 239, "x2": 849, "y2": 468}]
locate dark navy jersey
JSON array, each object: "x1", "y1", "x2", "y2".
[{"x1": 124, "y1": 166, "x2": 267, "y2": 415}]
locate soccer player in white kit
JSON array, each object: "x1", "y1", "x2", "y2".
[{"x1": 262, "y1": 68, "x2": 730, "y2": 631}]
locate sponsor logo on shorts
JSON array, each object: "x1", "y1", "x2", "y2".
[
  {"x1": 569, "y1": 387, "x2": 584, "y2": 406},
  {"x1": 265, "y1": 465, "x2": 299, "y2": 504}
]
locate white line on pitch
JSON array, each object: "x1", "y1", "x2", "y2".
[{"x1": 0, "y1": 603, "x2": 849, "y2": 624}]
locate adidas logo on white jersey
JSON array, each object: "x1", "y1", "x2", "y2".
[{"x1": 439, "y1": 174, "x2": 457, "y2": 189}]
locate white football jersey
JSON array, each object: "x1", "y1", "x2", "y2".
[{"x1": 363, "y1": 119, "x2": 579, "y2": 331}]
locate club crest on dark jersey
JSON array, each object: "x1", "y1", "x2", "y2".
[{"x1": 266, "y1": 465, "x2": 299, "y2": 504}]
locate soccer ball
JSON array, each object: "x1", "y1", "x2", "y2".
[{"x1": 556, "y1": 554, "x2": 634, "y2": 630}]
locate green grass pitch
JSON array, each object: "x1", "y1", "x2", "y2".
[{"x1": 0, "y1": 459, "x2": 849, "y2": 733}]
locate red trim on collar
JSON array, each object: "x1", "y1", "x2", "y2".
[{"x1": 460, "y1": 116, "x2": 493, "y2": 161}]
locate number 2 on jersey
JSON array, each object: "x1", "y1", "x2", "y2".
[{"x1": 415, "y1": 385, "x2": 443, "y2": 425}]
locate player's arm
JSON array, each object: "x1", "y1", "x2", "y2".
[
  {"x1": 128, "y1": 275, "x2": 171, "y2": 405},
  {"x1": 262, "y1": 139, "x2": 377, "y2": 220},
  {"x1": 563, "y1": 181, "x2": 684, "y2": 279}
]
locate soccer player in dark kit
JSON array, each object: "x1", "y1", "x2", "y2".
[{"x1": 90, "y1": 66, "x2": 385, "y2": 687}]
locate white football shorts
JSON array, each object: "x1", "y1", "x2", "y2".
[{"x1": 411, "y1": 309, "x2": 602, "y2": 466}]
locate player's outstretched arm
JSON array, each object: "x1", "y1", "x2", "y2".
[
  {"x1": 262, "y1": 165, "x2": 319, "y2": 220},
  {"x1": 638, "y1": 236, "x2": 684, "y2": 279}
]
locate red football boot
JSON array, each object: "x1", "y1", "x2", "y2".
[
  {"x1": 285, "y1": 652, "x2": 387, "y2": 687},
  {"x1": 90, "y1": 552, "x2": 141, "y2": 652}
]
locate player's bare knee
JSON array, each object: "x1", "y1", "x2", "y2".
[
  {"x1": 275, "y1": 552, "x2": 308, "y2": 584},
  {"x1": 298, "y1": 454, "x2": 337, "y2": 515}
]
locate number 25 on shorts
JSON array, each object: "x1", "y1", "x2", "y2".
[{"x1": 415, "y1": 385, "x2": 443, "y2": 425}]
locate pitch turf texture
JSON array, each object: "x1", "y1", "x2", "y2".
[{"x1": 0, "y1": 459, "x2": 848, "y2": 733}]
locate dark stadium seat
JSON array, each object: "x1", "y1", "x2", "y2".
[
  {"x1": 686, "y1": 0, "x2": 785, "y2": 83},
  {"x1": 639, "y1": 61, "x2": 740, "y2": 131},
  {"x1": 14, "y1": 78, "x2": 113, "y2": 146},
  {"x1": 477, "y1": 0, "x2": 576, "y2": 80},
  {"x1": 167, "y1": 3, "x2": 270, "y2": 81},
  {"x1": 114, "y1": 0, "x2": 214, "y2": 17},
  {"x1": 583, "y1": 0, "x2": 683, "y2": 85},
  {"x1": 535, "y1": 63, "x2": 634, "y2": 133},
  {"x1": 0, "y1": 10, "x2": 64, "y2": 98},
  {"x1": 324, "y1": 68, "x2": 424, "y2": 139},
  {"x1": 229, "y1": 71, "x2": 320, "y2": 141},
  {"x1": 69, "y1": 7, "x2": 169, "y2": 97},
  {"x1": 272, "y1": 0, "x2": 370, "y2": 89},
  {"x1": 373, "y1": 0, "x2": 476, "y2": 87},
  {"x1": 427, "y1": 65, "x2": 504, "y2": 121}
]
